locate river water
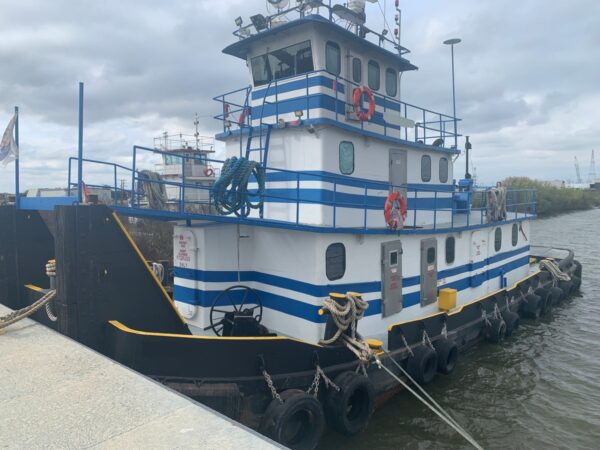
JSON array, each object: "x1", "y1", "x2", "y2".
[{"x1": 321, "y1": 208, "x2": 600, "y2": 450}]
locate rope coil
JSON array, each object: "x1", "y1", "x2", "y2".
[{"x1": 212, "y1": 157, "x2": 265, "y2": 218}]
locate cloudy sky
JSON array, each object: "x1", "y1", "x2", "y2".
[{"x1": 1, "y1": 0, "x2": 599, "y2": 192}]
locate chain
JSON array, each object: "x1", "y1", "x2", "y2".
[
  {"x1": 493, "y1": 303, "x2": 502, "y2": 320},
  {"x1": 306, "y1": 367, "x2": 321, "y2": 398},
  {"x1": 401, "y1": 334, "x2": 414, "y2": 356},
  {"x1": 441, "y1": 322, "x2": 448, "y2": 339},
  {"x1": 318, "y1": 366, "x2": 340, "y2": 392},
  {"x1": 422, "y1": 330, "x2": 434, "y2": 349},
  {"x1": 262, "y1": 369, "x2": 283, "y2": 404},
  {"x1": 481, "y1": 308, "x2": 491, "y2": 327}
]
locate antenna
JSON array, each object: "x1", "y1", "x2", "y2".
[
  {"x1": 574, "y1": 156, "x2": 583, "y2": 184},
  {"x1": 588, "y1": 149, "x2": 597, "y2": 183},
  {"x1": 194, "y1": 113, "x2": 200, "y2": 150}
]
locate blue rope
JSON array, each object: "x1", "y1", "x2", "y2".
[{"x1": 212, "y1": 157, "x2": 265, "y2": 218}]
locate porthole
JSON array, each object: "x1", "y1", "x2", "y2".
[
  {"x1": 421, "y1": 155, "x2": 432, "y2": 182},
  {"x1": 495, "y1": 227, "x2": 502, "y2": 252},
  {"x1": 512, "y1": 223, "x2": 519, "y2": 246},
  {"x1": 445, "y1": 236, "x2": 455, "y2": 264}
]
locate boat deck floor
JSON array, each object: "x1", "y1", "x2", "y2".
[{"x1": 0, "y1": 305, "x2": 277, "y2": 450}]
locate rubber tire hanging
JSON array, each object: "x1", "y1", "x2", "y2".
[{"x1": 325, "y1": 371, "x2": 375, "y2": 436}]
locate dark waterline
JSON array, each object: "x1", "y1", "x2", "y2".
[{"x1": 320, "y1": 209, "x2": 600, "y2": 450}]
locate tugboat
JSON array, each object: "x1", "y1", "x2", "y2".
[{"x1": 0, "y1": 1, "x2": 583, "y2": 449}]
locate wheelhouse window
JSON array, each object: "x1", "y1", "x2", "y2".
[
  {"x1": 251, "y1": 40, "x2": 314, "y2": 87},
  {"x1": 495, "y1": 227, "x2": 502, "y2": 252},
  {"x1": 385, "y1": 68, "x2": 398, "y2": 97},
  {"x1": 339, "y1": 141, "x2": 354, "y2": 175},
  {"x1": 445, "y1": 236, "x2": 455, "y2": 264},
  {"x1": 368, "y1": 60, "x2": 380, "y2": 91},
  {"x1": 326, "y1": 243, "x2": 346, "y2": 281},
  {"x1": 325, "y1": 41, "x2": 341, "y2": 76},
  {"x1": 512, "y1": 223, "x2": 519, "y2": 246},
  {"x1": 352, "y1": 58, "x2": 362, "y2": 83},
  {"x1": 439, "y1": 157, "x2": 449, "y2": 183},
  {"x1": 421, "y1": 155, "x2": 432, "y2": 182}
]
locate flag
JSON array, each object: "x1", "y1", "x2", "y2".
[{"x1": 0, "y1": 113, "x2": 18, "y2": 166}]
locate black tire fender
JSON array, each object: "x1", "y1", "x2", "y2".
[
  {"x1": 550, "y1": 286, "x2": 564, "y2": 305},
  {"x1": 260, "y1": 389, "x2": 325, "y2": 450},
  {"x1": 535, "y1": 288, "x2": 552, "y2": 315},
  {"x1": 325, "y1": 371, "x2": 375, "y2": 436},
  {"x1": 570, "y1": 275, "x2": 581, "y2": 293},
  {"x1": 406, "y1": 344, "x2": 438, "y2": 385},
  {"x1": 485, "y1": 317, "x2": 507, "y2": 343},
  {"x1": 523, "y1": 293, "x2": 542, "y2": 318},
  {"x1": 502, "y1": 310, "x2": 520, "y2": 337},
  {"x1": 434, "y1": 338, "x2": 458, "y2": 375}
]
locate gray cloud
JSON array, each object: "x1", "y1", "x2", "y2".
[{"x1": 0, "y1": 0, "x2": 598, "y2": 191}]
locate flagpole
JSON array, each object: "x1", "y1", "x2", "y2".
[{"x1": 14, "y1": 106, "x2": 20, "y2": 209}]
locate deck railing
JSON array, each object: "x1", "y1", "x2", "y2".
[
  {"x1": 214, "y1": 69, "x2": 461, "y2": 149},
  {"x1": 67, "y1": 148, "x2": 536, "y2": 233}
]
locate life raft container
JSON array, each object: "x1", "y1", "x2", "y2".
[
  {"x1": 352, "y1": 85, "x2": 376, "y2": 121},
  {"x1": 384, "y1": 191, "x2": 408, "y2": 229}
]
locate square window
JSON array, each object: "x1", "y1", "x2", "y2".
[
  {"x1": 339, "y1": 141, "x2": 354, "y2": 175},
  {"x1": 326, "y1": 243, "x2": 346, "y2": 281}
]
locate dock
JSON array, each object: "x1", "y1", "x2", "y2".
[{"x1": 0, "y1": 304, "x2": 279, "y2": 449}]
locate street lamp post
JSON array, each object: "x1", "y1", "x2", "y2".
[{"x1": 443, "y1": 38, "x2": 461, "y2": 149}]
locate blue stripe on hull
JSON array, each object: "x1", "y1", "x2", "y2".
[{"x1": 174, "y1": 249, "x2": 531, "y2": 323}]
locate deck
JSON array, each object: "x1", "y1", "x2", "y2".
[{"x1": 0, "y1": 304, "x2": 277, "y2": 449}]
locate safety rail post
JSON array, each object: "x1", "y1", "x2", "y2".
[
  {"x1": 413, "y1": 190, "x2": 418, "y2": 228},
  {"x1": 439, "y1": 115, "x2": 443, "y2": 144},
  {"x1": 131, "y1": 146, "x2": 137, "y2": 208},
  {"x1": 422, "y1": 110, "x2": 426, "y2": 143},
  {"x1": 404, "y1": 104, "x2": 408, "y2": 141},
  {"x1": 296, "y1": 172, "x2": 300, "y2": 225},
  {"x1": 113, "y1": 165, "x2": 118, "y2": 206},
  {"x1": 306, "y1": 73, "x2": 310, "y2": 119},
  {"x1": 67, "y1": 158, "x2": 72, "y2": 196},
  {"x1": 433, "y1": 191, "x2": 438, "y2": 229},
  {"x1": 335, "y1": 75, "x2": 339, "y2": 122},
  {"x1": 180, "y1": 156, "x2": 185, "y2": 213}
]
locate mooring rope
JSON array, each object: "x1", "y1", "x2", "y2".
[
  {"x1": 374, "y1": 355, "x2": 484, "y2": 450},
  {"x1": 0, "y1": 290, "x2": 57, "y2": 331},
  {"x1": 540, "y1": 259, "x2": 571, "y2": 286}
]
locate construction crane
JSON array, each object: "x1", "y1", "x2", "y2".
[
  {"x1": 574, "y1": 156, "x2": 583, "y2": 183},
  {"x1": 588, "y1": 150, "x2": 597, "y2": 183}
]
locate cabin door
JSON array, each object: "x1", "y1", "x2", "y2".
[
  {"x1": 469, "y1": 230, "x2": 488, "y2": 288},
  {"x1": 389, "y1": 149, "x2": 407, "y2": 194},
  {"x1": 420, "y1": 238, "x2": 438, "y2": 306},
  {"x1": 381, "y1": 240, "x2": 403, "y2": 317}
]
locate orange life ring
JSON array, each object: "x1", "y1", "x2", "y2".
[
  {"x1": 204, "y1": 167, "x2": 215, "y2": 177},
  {"x1": 352, "y1": 86, "x2": 376, "y2": 121},
  {"x1": 384, "y1": 191, "x2": 408, "y2": 229}
]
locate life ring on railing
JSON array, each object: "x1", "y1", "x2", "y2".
[
  {"x1": 204, "y1": 167, "x2": 215, "y2": 177},
  {"x1": 384, "y1": 191, "x2": 407, "y2": 229},
  {"x1": 352, "y1": 86, "x2": 376, "y2": 121}
]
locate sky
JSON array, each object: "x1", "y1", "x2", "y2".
[{"x1": 0, "y1": 0, "x2": 599, "y2": 192}]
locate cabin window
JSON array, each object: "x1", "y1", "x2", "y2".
[
  {"x1": 325, "y1": 41, "x2": 341, "y2": 76},
  {"x1": 339, "y1": 141, "x2": 355, "y2": 175},
  {"x1": 421, "y1": 155, "x2": 432, "y2": 182},
  {"x1": 495, "y1": 227, "x2": 502, "y2": 252},
  {"x1": 512, "y1": 223, "x2": 519, "y2": 246},
  {"x1": 385, "y1": 68, "x2": 398, "y2": 97},
  {"x1": 439, "y1": 157, "x2": 449, "y2": 183},
  {"x1": 368, "y1": 60, "x2": 380, "y2": 90},
  {"x1": 352, "y1": 58, "x2": 362, "y2": 83},
  {"x1": 326, "y1": 243, "x2": 346, "y2": 281},
  {"x1": 445, "y1": 236, "x2": 455, "y2": 264},
  {"x1": 250, "y1": 41, "x2": 314, "y2": 87},
  {"x1": 427, "y1": 247, "x2": 436, "y2": 264}
]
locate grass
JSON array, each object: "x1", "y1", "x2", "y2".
[{"x1": 503, "y1": 177, "x2": 600, "y2": 217}]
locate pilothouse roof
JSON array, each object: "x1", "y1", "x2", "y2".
[{"x1": 223, "y1": 15, "x2": 418, "y2": 73}]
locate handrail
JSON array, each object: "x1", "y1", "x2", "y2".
[{"x1": 213, "y1": 69, "x2": 462, "y2": 149}]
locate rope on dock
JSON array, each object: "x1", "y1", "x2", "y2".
[{"x1": 0, "y1": 290, "x2": 57, "y2": 331}]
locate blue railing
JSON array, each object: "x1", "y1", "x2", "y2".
[
  {"x1": 68, "y1": 148, "x2": 536, "y2": 234},
  {"x1": 214, "y1": 69, "x2": 461, "y2": 149}
]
